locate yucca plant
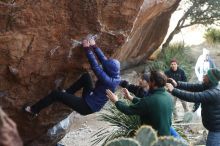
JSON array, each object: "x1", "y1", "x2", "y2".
[
  {"x1": 91, "y1": 100, "x2": 141, "y2": 146},
  {"x1": 204, "y1": 28, "x2": 220, "y2": 44}
]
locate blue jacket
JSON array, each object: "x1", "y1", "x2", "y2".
[{"x1": 84, "y1": 46, "x2": 121, "y2": 112}]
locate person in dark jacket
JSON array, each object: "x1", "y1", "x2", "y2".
[
  {"x1": 119, "y1": 73, "x2": 150, "y2": 98},
  {"x1": 24, "y1": 38, "x2": 121, "y2": 116},
  {"x1": 165, "y1": 59, "x2": 188, "y2": 119},
  {"x1": 107, "y1": 70, "x2": 173, "y2": 136},
  {"x1": 166, "y1": 68, "x2": 220, "y2": 146}
]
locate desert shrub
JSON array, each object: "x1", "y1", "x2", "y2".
[
  {"x1": 204, "y1": 28, "x2": 220, "y2": 44},
  {"x1": 91, "y1": 100, "x2": 141, "y2": 146},
  {"x1": 147, "y1": 43, "x2": 194, "y2": 80}
]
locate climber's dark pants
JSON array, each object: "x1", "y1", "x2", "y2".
[{"x1": 31, "y1": 73, "x2": 94, "y2": 115}]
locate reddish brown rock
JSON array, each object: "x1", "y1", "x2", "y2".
[
  {"x1": 0, "y1": 107, "x2": 23, "y2": 146},
  {"x1": 0, "y1": 0, "x2": 180, "y2": 145}
]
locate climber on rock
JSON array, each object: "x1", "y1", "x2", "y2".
[{"x1": 23, "y1": 37, "x2": 121, "y2": 117}]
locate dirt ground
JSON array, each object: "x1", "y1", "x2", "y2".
[{"x1": 58, "y1": 112, "x2": 108, "y2": 146}]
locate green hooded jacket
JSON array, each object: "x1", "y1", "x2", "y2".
[{"x1": 115, "y1": 87, "x2": 173, "y2": 136}]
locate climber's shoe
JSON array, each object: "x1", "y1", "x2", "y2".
[{"x1": 22, "y1": 104, "x2": 38, "y2": 118}]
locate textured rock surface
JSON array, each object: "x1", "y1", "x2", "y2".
[
  {"x1": 0, "y1": 0, "x2": 180, "y2": 145},
  {"x1": 0, "y1": 107, "x2": 23, "y2": 146}
]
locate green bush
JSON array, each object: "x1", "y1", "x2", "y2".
[
  {"x1": 147, "y1": 43, "x2": 194, "y2": 80},
  {"x1": 204, "y1": 28, "x2": 220, "y2": 44}
]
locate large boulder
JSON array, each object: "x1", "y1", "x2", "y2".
[
  {"x1": 0, "y1": 0, "x2": 180, "y2": 145},
  {"x1": 0, "y1": 107, "x2": 23, "y2": 146}
]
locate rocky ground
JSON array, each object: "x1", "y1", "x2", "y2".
[{"x1": 58, "y1": 112, "x2": 108, "y2": 146}]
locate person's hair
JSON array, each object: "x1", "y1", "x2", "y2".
[
  {"x1": 170, "y1": 58, "x2": 177, "y2": 64},
  {"x1": 141, "y1": 72, "x2": 150, "y2": 82},
  {"x1": 150, "y1": 70, "x2": 167, "y2": 87}
]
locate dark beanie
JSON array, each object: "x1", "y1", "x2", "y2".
[{"x1": 207, "y1": 68, "x2": 220, "y2": 84}]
